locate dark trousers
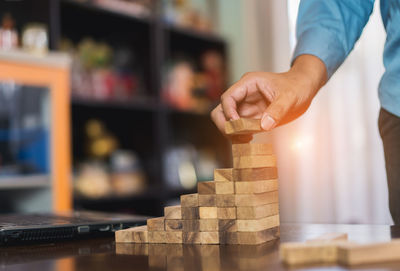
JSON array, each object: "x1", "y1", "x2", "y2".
[{"x1": 379, "y1": 108, "x2": 400, "y2": 224}]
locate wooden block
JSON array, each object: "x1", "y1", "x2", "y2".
[
  {"x1": 307, "y1": 233, "x2": 348, "y2": 243},
  {"x1": 165, "y1": 220, "x2": 184, "y2": 231},
  {"x1": 232, "y1": 143, "x2": 273, "y2": 157},
  {"x1": 182, "y1": 220, "x2": 199, "y2": 232},
  {"x1": 280, "y1": 241, "x2": 351, "y2": 266},
  {"x1": 218, "y1": 219, "x2": 237, "y2": 232},
  {"x1": 337, "y1": 240, "x2": 400, "y2": 266},
  {"x1": 147, "y1": 217, "x2": 165, "y2": 231},
  {"x1": 235, "y1": 179, "x2": 278, "y2": 194},
  {"x1": 225, "y1": 118, "x2": 262, "y2": 135},
  {"x1": 180, "y1": 193, "x2": 199, "y2": 207},
  {"x1": 215, "y1": 181, "x2": 235, "y2": 194},
  {"x1": 216, "y1": 194, "x2": 235, "y2": 207},
  {"x1": 233, "y1": 167, "x2": 278, "y2": 182},
  {"x1": 199, "y1": 219, "x2": 219, "y2": 232},
  {"x1": 148, "y1": 231, "x2": 166, "y2": 243},
  {"x1": 165, "y1": 231, "x2": 183, "y2": 244},
  {"x1": 181, "y1": 207, "x2": 199, "y2": 219},
  {"x1": 115, "y1": 225, "x2": 148, "y2": 243},
  {"x1": 198, "y1": 181, "x2": 215, "y2": 194},
  {"x1": 214, "y1": 168, "x2": 233, "y2": 182},
  {"x1": 233, "y1": 155, "x2": 276, "y2": 169},
  {"x1": 237, "y1": 214, "x2": 280, "y2": 232},
  {"x1": 236, "y1": 203, "x2": 279, "y2": 219},
  {"x1": 183, "y1": 232, "x2": 219, "y2": 244},
  {"x1": 164, "y1": 205, "x2": 182, "y2": 220},
  {"x1": 199, "y1": 207, "x2": 218, "y2": 219},
  {"x1": 198, "y1": 194, "x2": 216, "y2": 207},
  {"x1": 235, "y1": 191, "x2": 279, "y2": 206},
  {"x1": 225, "y1": 226, "x2": 280, "y2": 245},
  {"x1": 217, "y1": 207, "x2": 236, "y2": 219}
]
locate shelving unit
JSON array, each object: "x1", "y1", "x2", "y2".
[{"x1": 1, "y1": 0, "x2": 231, "y2": 216}]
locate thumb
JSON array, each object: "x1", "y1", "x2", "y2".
[{"x1": 261, "y1": 96, "x2": 291, "y2": 131}]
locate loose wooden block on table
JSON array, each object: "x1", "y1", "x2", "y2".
[
  {"x1": 180, "y1": 193, "x2": 198, "y2": 207},
  {"x1": 232, "y1": 143, "x2": 273, "y2": 157},
  {"x1": 235, "y1": 191, "x2": 279, "y2": 206},
  {"x1": 225, "y1": 118, "x2": 262, "y2": 135},
  {"x1": 236, "y1": 203, "x2": 279, "y2": 219},
  {"x1": 225, "y1": 226, "x2": 280, "y2": 245},
  {"x1": 337, "y1": 239, "x2": 400, "y2": 266},
  {"x1": 199, "y1": 207, "x2": 218, "y2": 219},
  {"x1": 147, "y1": 217, "x2": 165, "y2": 231},
  {"x1": 217, "y1": 207, "x2": 236, "y2": 219},
  {"x1": 233, "y1": 167, "x2": 278, "y2": 182},
  {"x1": 237, "y1": 214, "x2": 280, "y2": 232},
  {"x1": 307, "y1": 232, "x2": 348, "y2": 243},
  {"x1": 198, "y1": 181, "x2": 234, "y2": 195},
  {"x1": 183, "y1": 232, "x2": 220, "y2": 244},
  {"x1": 233, "y1": 155, "x2": 276, "y2": 169},
  {"x1": 164, "y1": 205, "x2": 182, "y2": 220},
  {"x1": 181, "y1": 207, "x2": 199, "y2": 220},
  {"x1": 115, "y1": 225, "x2": 148, "y2": 243},
  {"x1": 235, "y1": 179, "x2": 278, "y2": 194},
  {"x1": 214, "y1": 168, "x2": 233, "y2": 182},
  {"x1": 198, "y1": 194, "x2": 216, "y2": 206},
  {"x1": 165, "y1": 220, "x2": 184, "y2": 231}
]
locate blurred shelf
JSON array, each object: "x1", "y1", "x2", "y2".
[
  {"x1": 71, "y1": 96, "x2": 160, "y2": 112},
  {"x1": 0, "y1": 175, "x2": 50, "y2": 189},
  {"x1": 165, "y1": 24, "x2": 226, "y2": 46},
  {"x1": 61, "y1": 0, "x2": 153, "y2": 24}
]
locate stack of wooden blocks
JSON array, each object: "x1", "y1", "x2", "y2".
[{"x1": 116, "y1": 118, "x2": 280, "y2": 245}]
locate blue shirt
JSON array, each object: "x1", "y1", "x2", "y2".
[{"x1": 293, "y1": 0, "x2": 400, "y2": 117}]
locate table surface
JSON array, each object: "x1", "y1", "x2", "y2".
[{"x1": 1, "y1": 223, "x2": 400, "y2": 271}]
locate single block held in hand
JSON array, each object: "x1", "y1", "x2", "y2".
[
  {"x1": 233, "y1": 155, "x2": 276, "y2": 169},
  {"x1": 225, "y1": 118, "x2": 262, "y2": 135},
  {"x1": 232, "y1": 143, "x2": 273, "y2": 157}
]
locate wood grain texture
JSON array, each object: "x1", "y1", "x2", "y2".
[
  {"x1": 215, "y1": 182, "x2": 235, "y2": 194},
  {"x1": 237, "y1": 214, "x2": 280, "y2": 232},
  {"x1": 216, "y1": 194, "x2": 235, "y2": 207},
  {"x1": 148, "y1": 231, "x2": 167, "y2": 243},
  {"x1": 183, "y1": 232, "x2": 220, "y2": 244},
  {"x1": 225, "y1": 118, "x2": 262, "y2": 135},
  {"x1": 235, "y1": 179, "x2": 278, "y2": 194},
  {"x1": 236, "y1": 203, "x2": 279, "y2": 219},
  {"x1": 337, "y1": 240, "x2": 400, "y2": 266},
  {"x1": 182, "y1": 220, "x2": 199, "y2": 232},
  {"x1": 115, "y1": 225, "x2": 148, "y2": 243},
  {"x1": 181, "y1": 207, "x2": 199, "y2": 220},
  {"x1": 180, "y1": 193, "x2": 199, "y2": 207},
  {"x1": 233, "y1": 167, "x2": 278, "y2": 182},
  {"x1": 218, "y1": 219, "x2": 237, "y2": 232},
  {"x1": 235, "y1": 191, "x2": 279, "y2": 206},
  {"x1": 165, "y1": 220, "x2": 184, "y2": 231},
  {"x1": 214, "y1": 168, "x2": 233, "y2": 182},
  {"x1": 197, "y1": 181, "x2": 215, "y2": 194},
  {"x1": 164, "y1": 205, "x2": 182, "y2": 220},
  {"x1": 225, "y1": 226, "x2": 280, "y2": 245},
  {"x1": 199, "y1": 207, "x2": 218, "y2": 219},
  {"x1": 233, "y1": 155, "x2": 276, "y2": 169},
  {"x1": 232, "y1": 143, "x2": 273, "y2": 157},
  {"x1": 198, "y1": 194, "x2": 216, "y2": 206},
  {"x1": 217, "y1": 207, "x2": 236, "y2": 219},
  {"x1": 165, "y1": 231, "x2": 183, "y2": 244},
  {"x1": 199, "y1": 219, "x2": 219, "y2": 232},
  {"x1": 147, "y1": 217, "x2": 165, "y2": 231}
]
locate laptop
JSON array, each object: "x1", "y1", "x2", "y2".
[{"x1": 0, "y1": 211, "x2": 149, "y2": 246}]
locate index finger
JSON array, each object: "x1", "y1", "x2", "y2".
[{"x1": 221, "y1": 80, "x2": 248, "y2": 121}]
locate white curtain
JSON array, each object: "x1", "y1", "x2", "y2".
[{"x1": 219, "y1": 0, "x2": 392, "y2": 224}]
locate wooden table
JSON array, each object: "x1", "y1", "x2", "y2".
[{"x1": 1, "y1": 223, "x2": 399, "y2": 270}]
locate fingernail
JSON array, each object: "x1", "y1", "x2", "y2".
[{"x1": 261, "y1": 114, "x2": 276, "y2": 131}]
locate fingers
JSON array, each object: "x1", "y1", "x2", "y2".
[
  {"x1": 211, "y1": 104, "x2": 227, "y2": 134},
  {"x1": 220, "y1": 80, "x2": 249, "y2": 121},
  {"x1": 261, "y1": 94, "x2": 293, "y2": 131}
]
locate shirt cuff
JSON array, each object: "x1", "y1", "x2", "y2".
[{"x1": 292, "y1": 27, "x2": 347, "y2": 79}]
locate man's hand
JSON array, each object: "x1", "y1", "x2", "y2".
[{"x1": 211, "y1": 55, "x2": 327, "y2": 139}]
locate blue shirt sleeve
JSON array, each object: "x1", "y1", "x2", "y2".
[{"x1": 293, "y1": 0, "x2": 375, "y2": 79}]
